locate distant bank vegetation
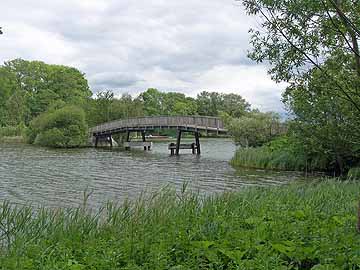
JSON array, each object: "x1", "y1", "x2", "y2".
[
  {"x1": 0, "y1": 58, "x2": 256, "y2": 148},
  {"x1": 0, "y1": 56, "x2": 359, "y2": 176}
]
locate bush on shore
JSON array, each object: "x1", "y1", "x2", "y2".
[
  {"x1": 0, "y1": 181, "x2": 359, "y2": 269},
  {"x1": 27, "y1": 106, "x2": 88, "y2": 148}
]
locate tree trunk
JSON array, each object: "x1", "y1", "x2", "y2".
[
  {"x1": 358, "y1": 201, "x2": 360, "y2": 233},
  {"x1": 350, "y1": 33, "x2": 360, "y2": 77},
  {"x1": 335, "y1": 0, "x2": 360, "y2": 77}
]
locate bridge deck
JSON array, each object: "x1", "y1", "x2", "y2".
[{"x1": 90, "y1": 116, "x2": 227, "y2": 136}]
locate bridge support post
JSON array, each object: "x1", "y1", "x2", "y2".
[
  {"x1": 95, "y1": 136, "x2": 99, "y2": 148},
  {"x1": 141, "y1": 132, "x2": 147, "y2": 151},
  {"x1": 125, "y1": 131, "x2": 131, "y2": 150},
  {"x1": 169, "y1": 143, "x2": 175, "y2": 155},
  {"x1": 176, "y1": 130, "x2": 182, "y2": 155},
  {"x1": 195, "y1": 132, "x2": 201, "y2": 155},
  {"x1": 108, "y1": 136, "x2": 113, "y2": 148}
]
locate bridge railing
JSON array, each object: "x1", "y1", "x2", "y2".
[{"x1": 90, "y1": 116, "x2": 225, "y2": 134}]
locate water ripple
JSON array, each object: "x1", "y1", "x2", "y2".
[{"x1": 0, "y1": 139, "x2": 306, "y2": 208}]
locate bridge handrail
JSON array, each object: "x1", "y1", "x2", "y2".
[{"x1": 90, "y1": 116, "x2": 225, "y2": 134}]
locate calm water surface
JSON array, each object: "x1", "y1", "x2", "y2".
[{"x1": 0, "y1": 139, "x2": 304, "y2": 208}]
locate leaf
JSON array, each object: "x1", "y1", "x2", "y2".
[
  {"x1": 332, "y1": 216, "x2": 345, "y2": 226},
  {"x1": 191, "y1": 240, "x2": 216, "y2": 249},
  {"x1": 218, "y1": 248, "x2": 247, "y2": 263},
  {"x1": 311, "y1": 264, "x2": 338, "y2": 270},
  {"x1": 272, "y1": 241, "x2": 296, "y2": 256},
  {"x1": 69, "y1": 265, "x2": 85, "y2": 270},
  {"x1": 293, "y1": 210, "x2": 306, "y2": 220}
]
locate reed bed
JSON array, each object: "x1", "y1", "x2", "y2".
[
  {"x1": 0, "y1": 126, "x2": 25, "y2": 138},
  {"x1": 0, "y1": 181, "x2": 359, "y2": 269},
  {"x1": 231, "y1": 147, "x2": 328, "y2": 172}
]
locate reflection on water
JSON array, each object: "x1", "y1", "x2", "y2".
[{"x1": 0, "y1": 139, "x2": 306, "y2": 208}]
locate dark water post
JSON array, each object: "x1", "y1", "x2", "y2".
[
  {"x1": 195, "y1": 132, "x2": 200, "y2": 155},
  {"x1": 125, "y1": 131, "x2": 131, "y2": 150},
  {"x1": 176, "y1": 129, "x2": 182, "y2": 155},
  {"x1": 169, "y1": 143, "x2": 175, "y2": 155},
  {"x1": 142, "y1": 132, "x2": 147, "y2": 151},
  {"x1": 95, "y1": 136, "x2": 99, "y2": 148}
]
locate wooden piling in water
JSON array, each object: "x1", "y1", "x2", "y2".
[
  {"x1": 125, "y1": 131, "x2": 131, "y2": 150},
  {"x1": 195, "y1": 132, "x2": 200, "y2": 155},
  {"x1": 142, "y1": 132, "x2": 147, "y2": 150},
  {"x1": 176, "y1": 130, "x2": 182, "y2": 155}
]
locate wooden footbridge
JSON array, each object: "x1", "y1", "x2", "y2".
[{"x1": 90, "y1": 116, "x2": 227, "y2": 155}]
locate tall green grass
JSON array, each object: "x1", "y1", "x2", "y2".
[
  {"x1": 231, "y1": 147, "x2": 328, "y2": 172},
  {"x1": 0, "y1": 125, "x2": 26, "y2": 138},
  {"x1": 0, "y1": 181, "x2": 359, "y2": 269},
  {"x1": 348, "y1": 167, "x2": 360, "y2": 180}
]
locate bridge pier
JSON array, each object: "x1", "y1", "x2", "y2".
[
  {"x1": 169, "y1": 130, "x2": 201, "y2": 156},
  {"x1": 125, "y1": 131, "x2": 131, "y2": 150},
  {"x1": 124, "y1": 130, "x2": 151, "y2": 151},
  {"x1": 141, "y1": 132, "x2": 149, "y2": 151},
  {"x1": 94, "y1": 135, "x2": 116, "y2": 148},
  {"x1": 176, "y1": 130, "x2": 182, "y2": 155},
  {"x1": 195, "y1": 131, "x2": 200, "y2": 155}
]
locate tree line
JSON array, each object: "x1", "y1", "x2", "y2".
[{"x1": 1, "y1": 58, "x2": 277, "y2": 147}]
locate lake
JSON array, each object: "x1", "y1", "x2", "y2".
[{"x1": 0, "y1": 139, "x2": 305, "y2": 208}]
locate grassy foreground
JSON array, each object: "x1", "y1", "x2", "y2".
[{"x1": 0, "y1": 181, "x2": 360, "y2": 269}]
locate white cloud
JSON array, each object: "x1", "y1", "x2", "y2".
[
  {"x1": 0, "y1": 0, "x2": 286, "y2": 112},
  {"x1": 193, "y1": 65, "x2": 287, "y2": 112}
]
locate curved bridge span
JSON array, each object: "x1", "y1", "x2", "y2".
[
  {"x1": 90, "y1": 116, "x2": 228, "y2": 155},
  {"x1": 90, "y1": 116, "x2": 227, "y2": 136}
]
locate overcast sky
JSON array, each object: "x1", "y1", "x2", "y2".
[{"x1": 1, "y1": 0, "x2": 286, "y2": 112}]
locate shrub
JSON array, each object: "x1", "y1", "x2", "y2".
[
  {"x1": 227, "y1": 112, "x2": 285, "y2": 147},
  {"x1": 28, "y1": 106, "x2": 88, "y2": 148}
]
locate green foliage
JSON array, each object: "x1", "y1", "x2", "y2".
[
  {"x1": 283, "y1": 56, "x2": 360, "y2": 174},
  {"x1": 0, "y1": 57, "x2": 253, "y2": 135},
  {"x1": 0, "y1": 59, "x2": 91, "y2": 126},
  {"x1": 196, "y1": 91, "x2": 250, "y2": 117},
  {"x1": 85, "y1": 91, "x2": 144, "y2": 127},
  {"x1": 243, "y1": 0, "x2": 360, "y2": 83},
  {"x1": 0, "y1": 124, "x2": 26, "y2": 138},
  {"x1": 137, "y1": 88, "x2": 198, "y2": 116},
  {"x1": 0, "y1": 181, "x2": 359, "y2": 269},
  {"x1": 232, "y1": 146, "x2": 327, "y2": 172},
  {"x1": 227, "y1": 111, "x2": 284, "y2": 147},
  {"x1": 28, "y1": 106, "x2": 88, "y2": 148},
  {"x1": 231, "y1": 136, "x2": 329, "y2": 172},
  {"x1": 242, "y1": 0, "x2": 360, "y2": 175}
]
